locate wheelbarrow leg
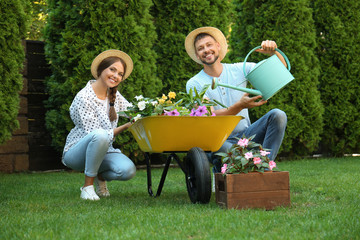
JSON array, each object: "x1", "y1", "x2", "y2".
[
  {"x1": 155, "y1": 154, "x2": 173, "y2": 197},
  {"x1": 145, "y1": 152, "x2": 173, "y2": 198},
  {"x1": 145, "y1": 152, "x2": 154, "y2": 197}
]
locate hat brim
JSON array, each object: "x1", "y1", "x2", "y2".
[
  {"x1": 91, "y1": 49, "x2": 133, "y2": 80},
  {"x1": 185, "y1": 27, "x2": 228, "y2": 65}
]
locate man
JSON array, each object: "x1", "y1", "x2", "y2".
[{"x1": 185, "y1": 26, "x2": 287, "y2": 174}]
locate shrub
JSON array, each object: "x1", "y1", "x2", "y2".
[
  {"x1": 0, "y1": 0, "x2": 29, "y2": 144},
  {"x1": 44, "y1": 0, "x2": 161, "y2": 161},
  {"x1": 229, "y1": 0, "x2": 324, "y2": 157},
  {"x1": 313, "y1": 0, "x2": 360, "y2": 156}
]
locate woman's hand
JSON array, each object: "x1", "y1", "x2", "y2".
[{"x1": 114, "y1": 121, "x2": 133, "y2": 137}]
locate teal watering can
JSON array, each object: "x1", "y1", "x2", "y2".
[{"x1": 211, "y1": 46, "x2": 294, "y2": 100}]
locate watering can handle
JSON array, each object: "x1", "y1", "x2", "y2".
[{"x1": 243, "y1": 46, "x2": 291, "y2": 78}]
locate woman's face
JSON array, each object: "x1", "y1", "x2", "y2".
[{"x1": 98, "y1": 60, "x2": 125, "y2": 88}]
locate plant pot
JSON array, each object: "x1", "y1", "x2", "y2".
[{"x1": 215, "y1": 171, "x2": 290, "y2": 210}]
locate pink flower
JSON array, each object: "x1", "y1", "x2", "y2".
[
  {"x1": 190, "y1": 108, "x2": 196, "y2": 116},
  {"x1": 169, "y1": 109, "x2": 180, "y2": 116},
  {"x1": 195, "y1": 106, "x2": 208, "y2": 116},
  {"x1": 221, "y1": 164, "x2": 227, "y2": 174},
  {"x1": 253, "y1": 157, "x2": 261, "y2": 165},
  {"x1": 237, "y1": 138, "x2": 249, "y2": 147},
  {"x1": 211, "y1": 112, "x2": 216, "y2": 116},
  {"x1": 245, "y1": 152, "x2": 253, "y2": 159},
  {"x1": 164, "y1": 109, "x2": 180, "y2": 116},
  {"x1": 260, "y1": 150, "x2": 271, "y2": 156},
  {"x1": 269, "y1": 161, "x2": 276, "y2": 170}
]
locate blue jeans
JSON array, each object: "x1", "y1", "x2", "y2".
[
  {"x1": 210, "y1": 109, "x2": 287, "y2": 173},
  {"x1": 63, "y1": 129, "x2": 136, "y2": 181}
]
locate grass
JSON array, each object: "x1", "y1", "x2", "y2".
[{"x1": 0, "y1": 157, "x2": 359, "y2": 240}]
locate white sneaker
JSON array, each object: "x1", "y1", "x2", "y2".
[
  {"x1": 94, "y1": 177, "x2": 110, "y2": 197},
  {"x1": 80, "y1": 185, "x2": 100, "y2": 201}
]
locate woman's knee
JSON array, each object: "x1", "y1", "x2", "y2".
[{"x1": 91, "y1": 129, "x2": 110, "y2": 146}]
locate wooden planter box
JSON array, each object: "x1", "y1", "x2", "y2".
[{"x1": 215, "y1": 171, "x2": 290, "y2": 210}]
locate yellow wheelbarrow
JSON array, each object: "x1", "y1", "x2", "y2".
[{"x1": 129, "y1": 115, "x2": 242, "y2": 203}]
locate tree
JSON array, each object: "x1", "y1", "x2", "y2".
[
  {"x1": 230, "y1": 0, "x2": 324, "y2": 157},
  {"x1": 313, "y1": 0, "x2": 360, "y2": 155},
  {"x1": 151, "y1": 0, "x2": 234, "y2": 94},
  {"x1": 44, "y1": 0, "x2": 161, "y2": 160},
  {"x1": 0, "y1": 0, "x2": 29, "y2": 144}
]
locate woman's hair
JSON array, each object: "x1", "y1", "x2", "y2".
[{"x1": 97, "y1": 57, "x2": 127, "y2": 122}]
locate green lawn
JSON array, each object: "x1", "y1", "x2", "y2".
[{"x1": 1, "y1": 157, "x2": 359, "y2": 240}]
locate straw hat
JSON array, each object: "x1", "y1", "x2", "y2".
[
  {"x1": 185, "y1": 26, "x2": 228, "y2": 64},
  {"x1": 91, "y1": 49, "x2": 133, "y2": 79}
]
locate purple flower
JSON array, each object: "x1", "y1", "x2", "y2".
[
  {"x1": 170, "y1": 109, "x2": 180, "y2": 116},
  {"x1": 190, "y1": 108, "x2": 196, "y2": 116},
  {"x1": 195, "y1": 106, "x2": 208, "y2": 116}
]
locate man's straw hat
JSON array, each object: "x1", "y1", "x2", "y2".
[
  {"x1": 185, "y1": 26, "x2": 228, "y2": 64},
  {"x1": 91, "y1": 49, "x2": 133, "y2": 79}
]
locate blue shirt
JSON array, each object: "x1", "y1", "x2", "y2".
[{"x1": 186, "y1": 62, "x2": 256, "y2": 137}]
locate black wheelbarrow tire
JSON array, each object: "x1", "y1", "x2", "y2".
[{"x1": 185, "y1": 147, "x2": 211, "y2": 204}]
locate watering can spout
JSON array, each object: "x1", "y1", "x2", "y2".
[{"x1": 211, "y1": 78, "x2": 263, "y2": 96}]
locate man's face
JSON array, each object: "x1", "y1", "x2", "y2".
[{"x1": 194, "y1": 35, "x2": 221, "y2": 65}]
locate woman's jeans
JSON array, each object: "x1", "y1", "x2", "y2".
[
  {"x1": 63, "y1": 129, "x2": 136, "y2": 181},
  {"x1": 210, "y1": 109, "x2": 287, "y2": 173}
]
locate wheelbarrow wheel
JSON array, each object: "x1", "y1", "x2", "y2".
[{"x1": 185, "y1": 147, "x2": 211, "y2": 204}]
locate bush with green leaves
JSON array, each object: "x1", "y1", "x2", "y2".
[
  {"x1": 44, "y1": 0, "x2": 161, "y2": 161},
  {"x1": 229, "y1": 0, "x2": 324, "y2": 157},
  {"x1": 0, "y1": 0, "x2": 29, "y2": 144},
  {"x1": 313, "y1": 0, "x2": 360, "y2": 156},
  {"x1": 151, "y1": 0, "x2": 234, "y2": 94}
]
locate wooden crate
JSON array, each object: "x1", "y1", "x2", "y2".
[{"x1": 215, "y1": 171, "x2": 290, "y2": 210}]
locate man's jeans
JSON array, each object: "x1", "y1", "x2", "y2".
[{"x1": 209, "y1": 108, "x2": 287, "y2": 173}]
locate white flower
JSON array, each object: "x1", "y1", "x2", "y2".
[
  {"x1": 151, "y1": 101, "x2": 158, "y2": 106},
  {"x1": 135, "y1": 95, "x2": 144, "y2": 101},
  {"x1": 133, "y1": 114, "x2": 142, "y2": 122},
  {"x1": 137, "y1": 101, "x2": 146, "y2": 111}
]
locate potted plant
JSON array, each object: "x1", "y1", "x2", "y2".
[{"x1": 214, "y1": 136, "x2": 290, "y2": 210}]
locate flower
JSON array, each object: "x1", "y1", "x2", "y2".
[
  {"x1": 137, "y1": 101, "x2": 146, "y2": 111},
  {"x1": 253, "y1": 157, "x2": 262, "y2": 165},
  {"x1": 168, "y1": 91, "x2": 176, "y2": 99},
  {"x1": 121, "y1": 85, "x2": 223, "y2": 121},
  {"x1": 244, "y1": 152, "x2": 253, "y2": 159},
  {"x1": 221, "y1": 164, "x2": 228, "y2": 174},
  {"x1": 269, "y1": 161, "x2": 276, "y2": 170},
  {"x1": 238, "y1": 138, "x2": 249, "y2": 147},
  {"x1": 216, "y1": 134, "x2": 276, "y2": 174},
  {"x1": 134, "y1": 95, "x2": 144, "y2": 101},
  {"x1": 260, "y1": 150, "x2": 271, "y2": 156}
]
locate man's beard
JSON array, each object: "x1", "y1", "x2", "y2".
[{"x1": 201, "y1": 54, "x2": 219, "y2": 66}]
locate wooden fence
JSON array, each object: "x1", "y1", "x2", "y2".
[{"x1": 0, "y1": 40, "x2": 63, "y2": 173}]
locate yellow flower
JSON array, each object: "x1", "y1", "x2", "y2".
[
  {"x1": 161, "y1": 94, "x2": 167, "y2": 100},
  {"x1": 158, "y1": 98, "x2": 165, "y2": 104},
  {"x1": 166, "y1": 100, "x2": 172, "y2": 104},
  {"x1": 168, "y1": 91, "x2": 176, "y2": 99}
]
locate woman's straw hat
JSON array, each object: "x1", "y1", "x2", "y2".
[
  {"x1": 185, "y1": 26, "x2": 228, "y2": 64},
  {"x1": 91, "y1": 49, "x2": 133, "y2": 79}
]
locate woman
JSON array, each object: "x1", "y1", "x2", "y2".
[{"x1": 62, "y1": 49, "x2": 136, "y2": 200}]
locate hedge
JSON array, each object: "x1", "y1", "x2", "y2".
[{"x1": 0, "y1": 0, "x2": 29, "y2": 144}]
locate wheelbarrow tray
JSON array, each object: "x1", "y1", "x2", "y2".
[{"x1": 129, "y1": 115, "x2": 242, "y2": 153}]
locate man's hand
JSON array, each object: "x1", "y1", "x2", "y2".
[
  {"x1": 255, "y1": 40, "x2": 277, "y2": 55},
  {"x1": 239, "y1": 93, "x2": 267, "y2": 109}
]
